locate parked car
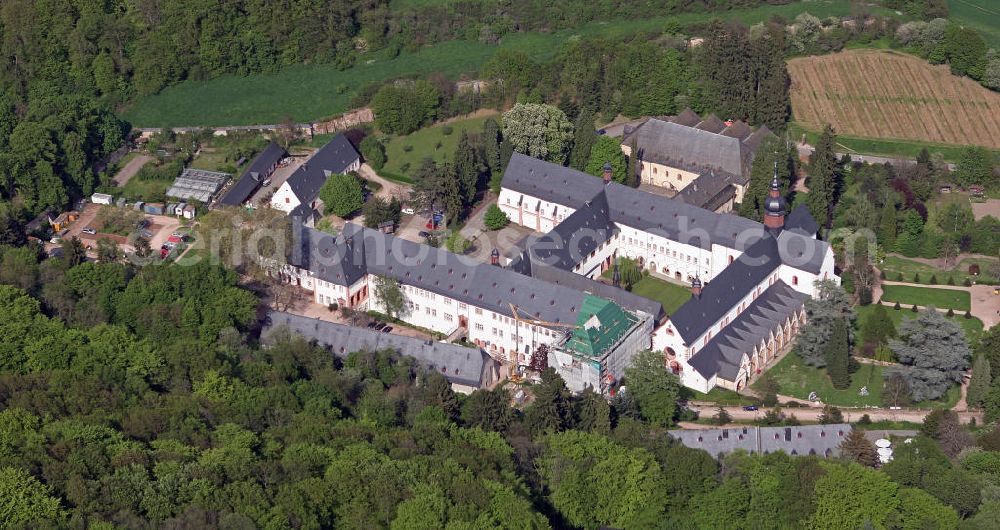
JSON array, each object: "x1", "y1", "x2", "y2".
[
  {"x1": 418, "y1": 231, "x2": 431, "y2": 238},
  {"x1": 262, "y1": 178, "x2": 272, "y2": 187},
  {"x1": 381, "y1": 326, "x2": 392, "y2": 333},
  {"x1": 366, "y1": 322, "x2": 377, "y2": 329},
  {"x1": 140, "y1": 229, "x2": 153, "y2": 239},
  {"x1": 82, "y1": 227, "x2": 96, "y2": 235},
  {"x1": 742, "y1": 405, "x2": 758, "y2": 411},
  {"x1": 373, "y1": 322, "x2": 386, "y2": 331},
  {"x1": 401, "y1": 207, "x2": 415, "y2": 215}
]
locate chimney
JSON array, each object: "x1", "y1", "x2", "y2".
[
  {"x1": 691, "y1": 275, "x2": 702, "y2": 299},
  {"x1": 603, "y1": 161, "x2": 613, "y2": 184},
  {"x1": 490, "y1": 248, "x2": 500, "y2": 266}
]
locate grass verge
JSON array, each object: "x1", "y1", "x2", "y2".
[
  {"x1": 789, "y1": 122, "x2": 1000, "y2": 162},
  {"x1": 880, "y1": 284, "x2": 971, "y2": 311},
  {"x1": 382, "y1": 113, "x2": 497, "y2": 178}
]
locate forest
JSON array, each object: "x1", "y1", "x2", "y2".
[{"x1": 1, "y1": 243, "x2": 1000, "y2": 529}]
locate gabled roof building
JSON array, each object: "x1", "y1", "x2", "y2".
[
  {"x1": 277, "y1": 221, "x2": 655, "y2": 394},
  {"x1": 619, "y1": 109, "x2": 776, "y2": 213},
  {"x1": 218, "y1": 141, "x2": 288, "y2": 207},
  {"x1": 499, "y1": 154, "x2": 837, "y2": 393},
  {"x1": 271, "y1": 134, "x2": 360, "y2": 222},
  {"x1": 262, "y1": 311, "x2": 499, "y2": 393}
]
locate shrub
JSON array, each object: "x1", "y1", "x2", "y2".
[
  {"x1": 483, "y1": 204, "x2": 510, "y2": 230},
  {"x1": 897, "y1": 272, "x2": 904, "y2": 281},
  {"x1": 964, "y1": 310, "x2": 972, "y2": 319},
  {"x1": 359, "y1": 136, "x2": 386, "y2": 171},
  {"x1": 442, "y1": 125, "x2": 454, "y2": 136},
  {"x1": 947, "y1": 308, "x2": 954, "y2": 317},
  {"x1": 911, "y1": 304, "x2": 919, "y2": 312},
  {"x1": 858, "y1": 414, "x2": 872, "y2": 425},
  {"x1": 914, "y1": 272, "x2": 921, "y2": 283},
  {"x1": 402, "y1": 144, "x2": 413, "y2": 152},
  {"x1": 964, "y1": 278, "x2": 973, "y2": 287},
  {"x1": 947, "y1": 276, "x2": 955, "y2": 285},
  {"x1": 879, "y1": 269, "x2": 886, "y2": 280},
  {"x1": 894, "y1": 302, "x2": 901, "y2": 310},
  {"x1": 929, "y1": 274, "x2": 937, "y2": 284}
]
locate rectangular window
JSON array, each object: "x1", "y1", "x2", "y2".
[
  {"x1": 445, "y1": 314, "x2": 452, "y2": 321},
  {"x1": 459, "y1": 303, "x2": 467, "y2": 310},
  {"x1": 475, "y1": 323, "x2": 484, "y2": 331},
  {"x1": 475, "y1": 308, "x2": 482, "y2": 315}
]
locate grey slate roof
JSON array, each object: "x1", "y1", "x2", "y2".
[
  {"x1": 785, "y1": 204, "x2": 820, "y2": 237},
  {"x1": 293, "y1": 222, "x2": 613, "y2": 326},
  {"x1": 743, "y1": 125, "x2": 773, "y2": 154},
  {"x1": 695, "y1": 114, "x2": 726, "y2": 134},
  {"x1": 669, "y1": 424, "x2": 852, "y2": 457},
  {"x1": 721, "y1": 120, "x2": 753, "y2": 141},
  {"x1": 687, "y1": 279, "x2": 808, "y2": 380},
  {"x1": 503, "y1": 153, "x2": 607, "y2": 208},
  {"x1": 500, "y1": 155, "x2": 829, "y2": 264},
  {"x1": 263, "y1": 311, "x2": 495, "y2": 388},
  {"x1": 285, "y1": 134, "x2": 359, "y2": 205},
  {"x1": 219, "y1": 142, "x2": 288, "y2": 206},
  {"x1": 522, "y1": 190, "x2": 616, "y2": 270},
  {"x1": 534, "y1": 266, "x2": 664, "y2": 322},
  {"x1": 675, "y1": 170, "x2": 740, "y2": 211},
  {"x1": 671, "y1": 108, "x2": 702, "y2": 127},
  {"x1": 623, "y1": 118, "x2": 748, "y2": 177},
  {"x1": 669, "y1": 232, "x2": 782, "y2": 344}
]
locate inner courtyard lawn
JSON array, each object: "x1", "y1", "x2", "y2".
[{"x1": 629, "y1": 275, "x2": 693, "y2": 315}]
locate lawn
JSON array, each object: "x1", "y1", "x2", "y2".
[
  {"x1": 600, "y1": 269, "x2": 693, "y2": 315},
  {"x1": 629, "y1": 275, "x2": 692, "y2": 315},
  {"x1": 756, "y1": 352, "x2": 963, "y2": 409},
  {"x1": 949, "y1": 0, "x2": 1000, "y2": 49},
  {"x1": 381, "y1": 113, "x2": 498, "y2": 179},
  {"x1": 789, "y1": 122, "x2": 1000, "y2": 162},
  {"x1": 684, "y1": 387, "x2": 756, "y2": 406},
  {"x1": 189, "y1": 149, "x2": 242, "y2": 173},
  {"x1": 880, "y1": 254, "x2": 999, "y2": 286},
  {"x1": 118, "y1": 177, "x2": 170, "y2": 203},
  {"x1": 756, "y1": 353, "x2": 885, "y2": 407},
  {"x1": 123, "y1": 1, "x2": 901, "y2": 127},
  {"x1": 855, "y1": 303, "x2": 983, "y2": 344},
  {"x1": 880, "y1": 284, "x2": 971, "y2": 311}
]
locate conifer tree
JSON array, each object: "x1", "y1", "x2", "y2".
[
  {"x1": 569, "y1": 108, "x2": 596, "y2": 171},
  {"x1": 840, "y1": 429, "x2": 879, "y2": 467},
  {"x1": 807, "y1": 125, "x2": 838, "y2": 228},
  {"x1": 825, "y1": 319, "x2": 850, "y2": 389},
  {"x1": 967, "y1": 355, "x2": 992, "y2": 409},
  {"x1": 738, "y1": 136, "x2": 791, "y2": 221}
]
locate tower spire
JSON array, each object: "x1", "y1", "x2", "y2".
[{"x1": 763, "y1": 160, "x2": 786, "y2": 230}]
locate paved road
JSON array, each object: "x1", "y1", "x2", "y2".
[
  {"x1": 686, "y1": 403, "x2": 981, "y2": 425},
  {"x1": 796, "y1": 142, "x2": 956, "y2": 170}
]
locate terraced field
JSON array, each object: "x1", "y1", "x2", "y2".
[{"x1": 788, "y1": 49, "x2": 1000, "y2": 149}]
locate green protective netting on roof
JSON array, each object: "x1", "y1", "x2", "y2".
[{"x1": 563, "y1": 295, "x2": 637, "y2": 358}]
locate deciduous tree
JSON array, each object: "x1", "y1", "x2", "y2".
[
  {"x1": 501, "y1": 104, "x2": 574, "y2": 164},
  {"x1": 623, "y1": 349, "x2": 680, "y2": 427},
  {"x1": 319, "y1": 173, "x2": 364, "y2": 217}
]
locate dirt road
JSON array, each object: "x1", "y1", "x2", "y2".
[{"x1": 112, "y1": 154, "x2": 153, "y2": 186}]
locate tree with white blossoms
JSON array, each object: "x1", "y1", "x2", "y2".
[
  {"x1": 501, "y1": 103, "x2": 574, "y2": 164},
  {"x1": 793, "y1": 279, "x2": 854, "y2": 367},
  {"x1": 885, "y1": 308, "x2": 971, "y2": 402}
]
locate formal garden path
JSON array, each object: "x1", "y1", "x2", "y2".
[{"x1": 873, "y1": 273, "x2": 998, "y2": 329}]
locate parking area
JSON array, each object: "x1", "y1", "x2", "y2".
[
  {"x1": 277, "y1": 288, "x2": 433, "y2": 341},
  {"x1": 249, "y1": 152, "x2": 307, "y2": 206}
]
